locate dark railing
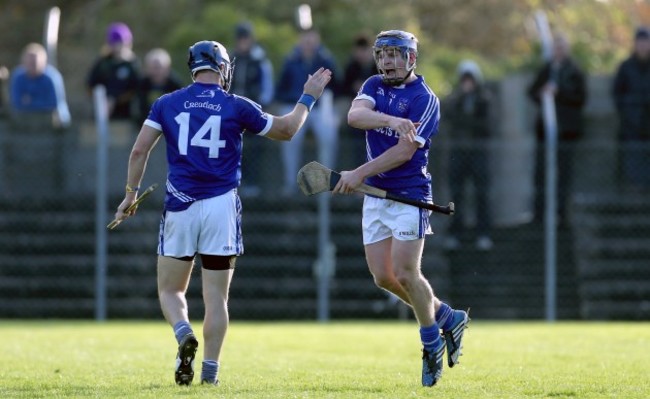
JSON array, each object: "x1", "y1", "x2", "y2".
[{"x1": 0, "y1": 115, "x2": 648, "y2": 320}]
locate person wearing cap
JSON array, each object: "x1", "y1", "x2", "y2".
[
  {"x1": 443, "y1": 60, "x2": 494, "y2": 251},
  {"x1": 612, "y1": 26, "x2": 650, "y2": 191},
  {"x1": 87, "y1": 22, "x2": 140, "y2": 121},
  {"x1": 527, "y1": 33, "x2": 587, "y2": 224},
  {"x1": 230, "y1": 22, "x2": 274, "y2": 107},
  {"x1": 229, "y1": 21, "x2": 274, "y2": 197}
]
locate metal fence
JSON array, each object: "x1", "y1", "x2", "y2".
[{"x1": 0, "y1": 88, "x2": 649, "y2": 321}]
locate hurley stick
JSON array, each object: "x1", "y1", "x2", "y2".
[
  {"x1": 107, "y1": 183, "x2": 159, "y2": 230},
  {"x1": 297, "y1": 162, "x2": 454, "y2": 215}
]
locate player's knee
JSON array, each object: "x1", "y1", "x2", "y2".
[
  {"x1": 373, "y1": 274, "x2": 395, "y2": 290},
  {"x1": 394, "y1": 268, "x2": 418, "y2": 289},
  {"x1": 395, "y1": 275, "x2": 411, "y2": 290}
]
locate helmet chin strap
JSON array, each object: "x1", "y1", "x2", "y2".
[
  {"x1": 386, "y1": 69, "x2": 413, "y2": 86},
  {"x1": 379, "y1": 65, "x2": 415, "y2": 86}
]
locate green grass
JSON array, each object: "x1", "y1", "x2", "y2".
[{"x1": 1, "y1": 321, "x2": 648, "y2": 398}]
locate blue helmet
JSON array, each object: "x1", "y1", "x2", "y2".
[
  {"x1": 187, "y1": 40, "x2": 234, "y2": 91},
  {"x1": 373, "y1": 30, "x2": 418, "y2": 86}
]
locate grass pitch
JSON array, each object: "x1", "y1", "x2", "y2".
[{"x1": 1, "y1": 321, "x2": 648, "y2": 398}]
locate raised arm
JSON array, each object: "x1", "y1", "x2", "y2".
[{"x1": 265, "y1": 67, "x2": 332, "y2": 141}]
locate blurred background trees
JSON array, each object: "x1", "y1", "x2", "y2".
[{"x1": 0, "y1": 0, "x2": 648, "y2": 109}]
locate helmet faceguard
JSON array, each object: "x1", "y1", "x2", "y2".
[
  {"x1": 187, "y1": 40, "x2": 235, "y2": 91},
  {"x1": 373, "y1": 30, "x2": 418, "y2": 86}
]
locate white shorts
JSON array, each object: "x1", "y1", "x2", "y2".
[
  {"x1": 158, "y1": 189, "x2": 243, "y2": 257},
  {"x1": 362, "y1": 195, "x2": 433, "y2": 245}
]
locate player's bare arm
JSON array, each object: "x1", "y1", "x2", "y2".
[
  {"x1": 333, "y1": 138, "x2": 419, "y2": 195},
  {"x1": 114, "y1": 124, "x2": 161, "y2": 222},
  {"x1": 266, "y1": 67, "x2": 332, "y2": 141},
  {"x1": 348, "y1": 99, "x2": 418, "y2": 143}
]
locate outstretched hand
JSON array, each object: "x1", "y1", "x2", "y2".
[{"x1": 303, "y1": 67, "x2": 333, "y2": 100}]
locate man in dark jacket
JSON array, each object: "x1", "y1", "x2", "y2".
[
  {"x1": 528, "y1": 34, "x2": 587, "y2": 224},
  {"x1": 340, "y1": 34, "x2": 378, "y2": 169},
  {"x1": 230, "y1": 22, "x2": 274, "y2": 107},
  {"x1": 444, "y1": 60, "x2": 494, "y2": 251},
  {"x1": 87, "y1": 22, "x2": 140, "y2": 122},
  {"x1": 276, "y1": 28, "x2": 338, "y2": 195},
  {"x1": 137, "y1": 48, "x2": 183, "y2": 125},
  {"x1": 612, "y1": 26, "x2": 650, "y2": 191},
  {"x1": 230, "y1": 22, "x2": 275, "y2": 197}
]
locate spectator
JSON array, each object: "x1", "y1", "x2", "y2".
[
  {"x1": 137, "y1": 48, "x2": 183, "y2": 125},
  {"x1": 340, "y1": 33, "x2": 378, "y2": 169},
  {"x1": 341, "y1": 34, "x2": 378, "y2": 99},
  {"x1": 9, "y1": 43, "x2": 71, "y2": 129},
  {"x1": 230, "y1": 22, "x2": 274, "y2": 106},
  {"x1": 230, "y1": 21, "x2": 274, "y2": 197},
  {"x1": 275, "y1": 28, "x2": 339, "y2": 195},
  {"x1": 612, "y1": 26, "x2": 650, "y2": 191},
  {"x1": 527, "y1": 33, "x2": 586, "y2": 224},
  {"x1": 87, "y1": 22, "x2": 140, "y2": 121},
  {"x1": 443, "y1": 60, "x2": 493, "y2": 251}
]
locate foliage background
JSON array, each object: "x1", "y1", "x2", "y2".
[{"x1": 1, "y1": 0, "x2": 649, "y2": 109}]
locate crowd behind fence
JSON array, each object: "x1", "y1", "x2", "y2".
[{"x1": 0, "y1": 74, "x2": 648, "y2": 321}]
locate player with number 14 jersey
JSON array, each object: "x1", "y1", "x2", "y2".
[
  {"x1": 113, "y1": 40, "x2": 331, "y2": 386},
  {"x1": 145, "y1": 81, "x2": 272, "y2": 212}
]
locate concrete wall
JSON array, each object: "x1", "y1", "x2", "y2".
[{"x1": 485, "y1": 73, "x2": 617, "y2": 227}]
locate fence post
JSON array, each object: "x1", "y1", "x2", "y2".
[
  {"x1": 534, "y1": 10, "x2": 558, "y2": 322},
  {"x1": 93, "y1": 85, "x2": 109, "y2": 321},
  {"x1": 314, "y1": 193, "x2": 336, "y2": 322}
]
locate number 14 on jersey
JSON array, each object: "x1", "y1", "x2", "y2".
[{"x1": 174, "y1": 112, "x2": 226, "y2": 158}]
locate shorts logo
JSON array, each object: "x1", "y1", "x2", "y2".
[
  {"x1": 223, "y1": 245, "x2": 234, "y2": 251},
  {"x1": 398, "y1": 230, "x2": 416, "y2": 236}
]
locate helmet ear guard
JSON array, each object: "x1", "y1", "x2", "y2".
[{"x1": 187, "y1": 40, "x2": 234, "y2": 91}]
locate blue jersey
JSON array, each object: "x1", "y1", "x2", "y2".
[
  {"x1": 145, "y1": 82, "x2": 273, "y2": 211},
  {"x1": 355, "y1": 74, "x2": 440, "y2": 201}
]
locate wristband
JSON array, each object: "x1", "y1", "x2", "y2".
[
  {"x1": 297, "y1": 93, "x2": 317, "y2": 112},
  {"x1": 125, "y1": 184, "x2": 139, "y2": 193}
]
